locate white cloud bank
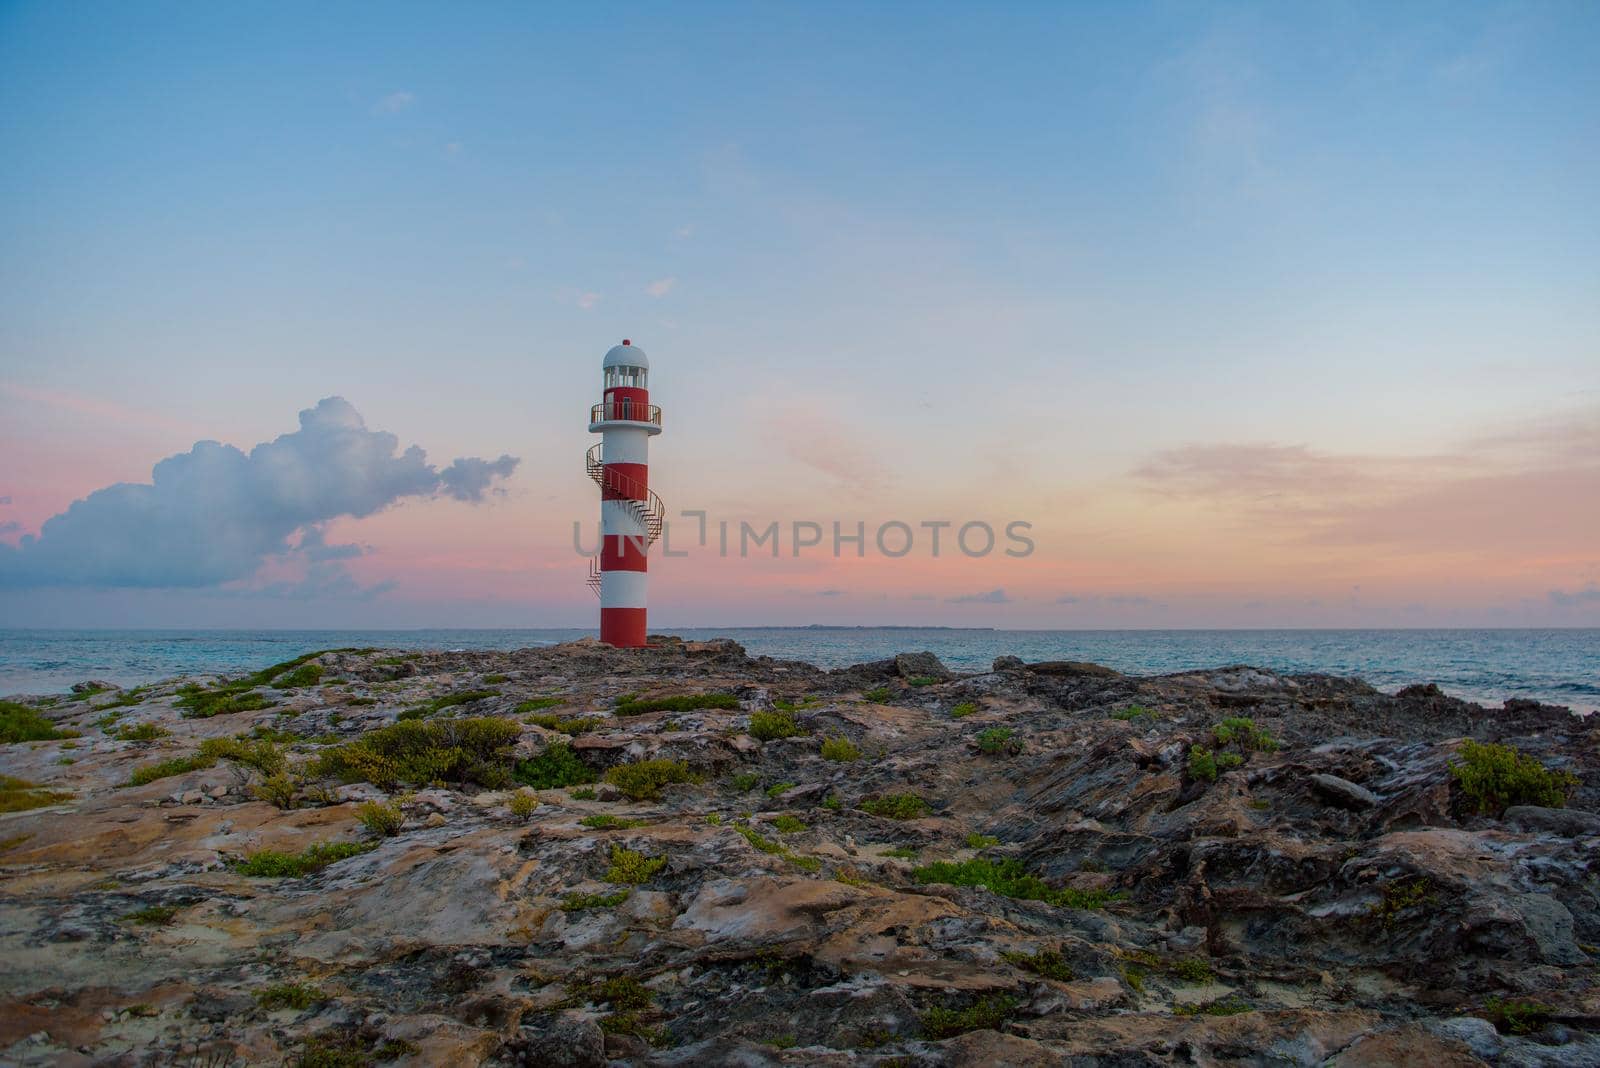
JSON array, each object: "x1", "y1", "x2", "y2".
[{"x1": 0, "y1": 397, "x2": 518, "y2": 590}]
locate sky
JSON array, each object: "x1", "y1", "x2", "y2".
[{"x1": 1, "y1": 1, "x2": 1597, "y2": 629}]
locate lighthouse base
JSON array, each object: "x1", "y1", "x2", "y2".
[{"x1": 600, "y1": 607, "x2": 647, "y2": 648}]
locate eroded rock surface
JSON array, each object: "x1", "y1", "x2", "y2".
[{"x1": 1, "y1": 638, "x2": 1596, "y2": 1065}]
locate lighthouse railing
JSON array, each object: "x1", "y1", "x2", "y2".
[{"x1": 590, "y1": 402, "x2": 662, "y2": 426}]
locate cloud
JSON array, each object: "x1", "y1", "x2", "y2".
[
  {"x1": 374, "y1": 90, "x2": 416, "y2": 114},
  {"x1": 1549, "y1": 585, "x2": 1600, "y2": 608},
  {"x1": 948, "y1": 588, "x2": 1010, "y2": 604},
  {"x1": 645, "y1": 277, "x2": 676, "y2": 298},
  {"x1": 674, "y1": 224, "x2": 695, "y2": 239},
  {"x1": 0, "y1": 397, "x2": 519, "y2": 591},
  {"x1": 0, "y1": 520, "x2": 20, "y2": 536},
  {"x1": 0, "y1": 496, "x2": 12, "y2": 505},
  {"x1": 815, "y1": 588, "x2": 843, "y2": 597},
  {"x1": 1057, "y1": 593, "x2": 1160, "y2": 608}
]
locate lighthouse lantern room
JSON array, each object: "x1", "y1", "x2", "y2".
[{"x1": 586, "y1": 340, "x2": 664, "y2": 647}]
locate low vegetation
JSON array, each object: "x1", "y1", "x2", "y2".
[
  {"x1": 913, "y1": 856, "x2": 1122, "y2": 909},
  {"x1": 615, "y1": 692, "x2": 739, "y2": 716},
  {"x1": 0, "y1": 700, "x2": 80, "y2": 743},
  {"x1": 233, "y1": 840, "x2": 373, "y2": 878},
  {"x1": 199, "y1": 736, "x2": 287, "y2": 777},
  {"x1": 174, "y1": 683, "x2": 274, "y2": 719},
  {"x1": 1174, "y1": 996, "x2": 1253, "y2": 1017},
  {"x1": 581, "y1": 814, "x2": 648, "y2": 830},
  {"x1": 0, "y1": 775, "x2": 73, "y2": 813},
  {"x1": 118, "y1": 905, "x2": 179, "y2": 926},
  {"x1": 114, "y1": 722, "x2": 169, "y2": 742},
  {"x1": 255, "y1": 982, "x2": 325, "y2": 1011},
  {"x1": 748, "y1": 710, "x2": 805, "y2": 741},
  {"x1": 862, "y1": 687, "x2": 891, "y2": 703},
  {"x1": 1479, "y1": 995, "x2": 1553, "y2": 1035},
  {"x1": 819, "y1": 735, "x2": 862, "y2": 761},
  {"x1": 921, "y1": 995, "x2": 1016, "y2": 1038},
  {"x1": 1212, "y1": 716, "x2": 1278, "y2": 752},
  {"x1": 271, "y1": 663, "x2": 325, "y2": 689},
  {"x1": 1109, "y1": 704, "x2": 1155, "y2": 721},
  {"x1": 315, "y1": 717, "x2": 521, "y2": 789},
  {"x1": 508, "y1": 789, "x2": 539, "y2": 818},
  {"x1": 357, "y1": 800, "x2": 405, "y2": 836},
  {"x1": 976, "y1": 726, "x2": 1016, "y2": 755},
  {"x1": 771, "y1": 814, "x2": 807, "y2": 833},
  {"x1": 1002, "y1": 947, "x2": 1073, "y2": 981},
  {"x1": 861, "y1": 793, "x2": 930, "y2": 819},
  {"x1": 907, "y1": 676, "x2": 939, "y2": 687},
  {"x1": 602, "y1": 758, "x2": 697, "y2": 801},
  {"x1": 561, "y1": 889, "x2": 630, "y2": 911},
  {"x1": 399, "y1": 689, "x2": 500, "y2": 720},
  {"x1": 949, "y1": 702, "x2": 979, "y2": 718},
  {"x1": 514, "y1": 740, "x2": 596, "y2": 789},
  {"x1": 526, "y1": 713, "x2": 601, "y2": 734},
  {"x1": 127, "y1": 753, "x2": 216, "y2": 787},
  {"x1": 1449, "y1": 740, "x2": 1578, "y2": 814},
  {"x1": 515, "y1": 696, "x2": 564, "y2": 714},
  {"x1": 604, "y1": 845, "x2": 666, "y2": 884}
]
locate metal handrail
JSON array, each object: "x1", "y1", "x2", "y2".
[{"x1": 590, "y1": 401, "x2": 662, "y2": 426}]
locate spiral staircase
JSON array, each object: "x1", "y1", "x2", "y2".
[{"x1": 585, "y1": 442, "x2": 666, "y2": 596}]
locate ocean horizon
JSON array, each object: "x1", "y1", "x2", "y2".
[{"x1": 4, "y1": 626, "x2": 1596, "y2": 714}]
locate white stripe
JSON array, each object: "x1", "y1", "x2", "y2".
[
  {"x1": 600, "y1": 569, "x2": 648, "y2": 608},
  {"x1": 601, "y1": 500, "x2": 648, "y2": 537},
  {"x1": 600, "y1": 427, "x2": 650, "y2": 465}
]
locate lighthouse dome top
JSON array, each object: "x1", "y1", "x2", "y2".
[{"x1": 603, "y1": 340, "x2": 648, "y2": 369}]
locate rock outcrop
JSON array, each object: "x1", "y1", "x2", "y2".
[{"x1": 1, "y1": 640, "x2": 1595, "y2": 1065}]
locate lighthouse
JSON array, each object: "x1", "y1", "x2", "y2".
[{"x1": 585, "y1": 340, "x2": 664, "y2": 647}]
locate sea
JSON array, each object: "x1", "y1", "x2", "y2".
[{"x1": 1, "y1": 628, "x2": 1596, "y2": 714}]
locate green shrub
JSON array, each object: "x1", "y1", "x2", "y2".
[
  {"x1": 98, "y1": 687, "x2": 149, "y2": 709},
  {"x1": 358, "y1": 800, "x2": 405, "y2": 836},
  {"x1": 862, "y1": 793, "x2": 930, "y2": 819},
  {"x1": 118, "y1": 904, "x2": 178, "y2": 926},
  {"x1": 765, "y1": 781, "x2": 796, "y2": 798},
  {"x1": 515, "y1": 697, "x2": 563, "y2": 714},
  {"x1": 1367, "y1": 876, "x2": 1437, "y2": 929},
  {"x1": 252, "y1": 774, "x2": 298, "y2": 809},
  {"x1": 1188, "y1": 745, "x2": 1219, "y2": 782},
  {"x1": 1449, "y1": 740, "x2": 1578, "y2": 815},
  {"x1": 921, "y1": 995, "x2": 1016, "y2": 1038},
  {"x1": 527, "y1": 712, "x2": 601, "y2": 733},
  {"x1": 0, "y1": 701, "x2": 80, "y2": 743},
  {"x1": 736, "y1": 825, "x2": 783, "y2": 854},
  {"x1": 561, "y1": 889, "x2": 630, "y2": 911},
  {"x1": 749, "y1": 710, "x2": 804, "y2": 741},
  {"x1": 965, "y1": 832, "x2": 999, "y2": 849},
  {"x1": 728, "y1": 772, "x2": 760, "y2": 792},
  {"x1": 483, "y1": 674, "x2": 510, "y2": 684},
  {"x1": 1480, "y1": 996, "x2": 1553, "y2": 1035},
  {"x1": 772, "y1": 696, "x2": 821, "y2": 712},
  {"x1": 509, "y1": 789, "x2": 539, "y2": 818},
  {"x1": 233, "y1": 840, "x2": 372, "y2": 878},
  {"x1": 1213, "y1": 717, "x2": 1277, "y2": 752},
  {"x1": 513, "y1": 740, "x2": 595, "y2": 789},
  {"x1": 255, "y1": 982, "x2": 325, "y2": 1011},
  {"x1": 615, "y1": 692, "x2": 740, "y2": 716},
  {"x1": 1002, "y1": 948, "x2": 1073, "y2": 981},
  {"x1": 272, "y1": 664, "x2": 325, "y2": 689},
  {"x1": 908, "y1": 676, "x2": 938, "y2": 687},
  {"x1": 114, "y1": 722, "x2": 169, "y2": 742},
  {"x1": 913, "y1": 856, "x2": 1122, "y2": 909},
  {"x1": 821, "y1": 794, "x2": 842, "y2": 810},
  {"x1": 949, "y1": 702, "x2": 979, "y2": 718},
  {"x1": 0, "y1": 776, "x2": 73, "y2": 813},
  {"x1": 127, "y1": 753, "x2": 216, "y2": 786},
  {"x1": 570, "y1": 786, "x2": 597, "y2": 800},
  {"x1": 1168, "y1": 957, "x2": 1212, "y2": 983},
  {"x1": 199, "y1": 736, "x2": 287, "y2": 777},
  {"x1": 1173, "y1": 996, "x2": 1252, "y2": 1017},
  {"x1": 771, "y1": 814, "x2": 807, "y2": 833},
  {"x1": 862, "y1": 687, "x2": 891, "y2": 703},
  {"x1": 604, "y1": 845, "x2": 666, "y2": 884},
  {"x1": 315, "y1": 717, "x2": 521, "y2": 789},
  {"x1": 1109, "y1": 705, "x2": 1154, "y2": 721},
  {"x1": 820, "y1": 735, "x2": 862, "y2": 762},
  {"x1": 883, "y1": 845, "x2": 918, "y2": 859},
  {"x1": 581, "y1": 814, "x2": 647, "y2": 829},
  {"x1": 976, "y1": 727, "x2": 1015, "y2": 755},
  {"x1": 603, "y1": 758, "x2": 697, "y2": 801}
]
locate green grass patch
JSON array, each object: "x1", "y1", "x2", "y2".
[
  {"x1": 883, "y1": 845, "x2": 918, "y2": 859},
  {"x1": 561, "y1": 889, "x2": 630, "y2": 911},
  {"x1": 1002, "y1": 947, "x2": 1073, "y2": 981},
  {"x1": 749, "y1": 710, "x2": 805, "y2": 741},
  {"x1": 482, "y1": 674, "x2": 510, "y2": 684},
  {"x1": 233, "y1": 840, "x2": 373, "y2": 878},
  {"x1": 404, "y1": 689, "x2": 500, "y2": 719},
  {"x1": 949, "y1": 702, "x2": 979, "y2": 718},
  {"x1": 570, "y1": 786, "x2": 597, "y2": 800},
  {"x1": 526, "y1": 713, "x2": 601, "y2": 734},
  {"x1": 736, "y1": 825, "x2": 784, "y2": 854},
  {"x1": 771, "y1": 814, "x2": 807, "y2": 833},
  {"x1": 114, "y1": 722, "x2": 170, "y2": 742},
  {"x1": 604, "y1": 845, "x2": 666, "y2": 884},
  {"x1": 907, "y1": 676, "x2": 938, "y2": 687},
  {"x1": 1479, "y1": 995, "x2": 1553, "y2": 1035},
  {"x1": 513, "y1": 740, "x2": 596, "y2": 789},
  {"x1": 976, "y1": 727, "x2": 1015, "y2": 755},
  {"x1": 173, "y1": 684, "x2": 274, "y2": 719},
  {"x1": 515, "y1": 697, "x2": 563, "y2": 714},
  {"x1": 615, "y1": 692, "x2": 740, "y2": 716},
  {"x1": 965, "y1": 832, "x2": 999, "y2": 849},
  {"x1": 603, "y1": 758, "x2": 698, "y2": 801},
  {"x1": 1212, "y1": 716, "x2": 1277, "y2": 752},
  {"x1": 315, "y1": 716, "x2": 521, "y2": 789},
  {"x1": 862, "y1": 687, "x2": 891, "y2": 703},
  {"x1": 820, "y1": 735, "x2": 862, "y2": 761},
  {"x1": 1174, "y1": 996, "x2": 1252, "y2": 1017},
  {"x1": 1109, "y1": 704, "x2": 1154, "y2": 721},
  {"x1": 728, "y1": 771, "x2": 761, "y2": 792},
  {"x1": 1449, "y1": 740, "x2": 1578, "y2": 815},
  {"x1": 199, "y1": 736, "x2": 287, "y2": 777},
  {"x1": 765, "y1": 781, "x2": 796, "y2": 798},
  {"x1": 913, "y1": 856, "x2": 1122, "y2": 909},
  {"x1": 118, "y1": 904, "x2": 179, "y2": 926},
  {"x1": 861, "y1": 793, "x2": 930, "y2": 819},
  {"x1": 509, "y1": 789, "x2": 539, "y2": 817},
  {"x1": 921, "y1": 995, "x2": 1016, "y2": 1038},
  {"x1": 357, "y1": 800, "x2": 405, "y2": 836},
  {"x1": 127, "y1": 754, "x2": 216, "y2": 787},
  {"x1": 272, "y1": 664, "x2": 325, "y2": 689},
  {"x1": 581, "y1": 814, "x2": 648, "y2": 830},
  {"x1": 0, "y1": 700, "x2": 80, "y2": 744}
]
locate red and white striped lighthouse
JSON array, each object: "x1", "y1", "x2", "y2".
[{"x1": 585, "y1": 340, "x2": 664, "y2": 647}]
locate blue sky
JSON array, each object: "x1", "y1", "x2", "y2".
[{"x1": 1, "y1": 2, "x2": 1596, "y2": 627}]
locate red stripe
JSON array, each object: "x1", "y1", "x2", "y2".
[
  {"x1": 601, "y1": 462, "x2": 648, "y2": 501},
  {"x1": 600, "y1": 607, "x2": 647, "y2": 647},
  {"x1": 601, "y1": 535, "x2": 649, "y2": 571}
]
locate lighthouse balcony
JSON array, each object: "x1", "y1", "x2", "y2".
[{"x1": 589, "y1": 401, "x2": 663, "y2": 433}]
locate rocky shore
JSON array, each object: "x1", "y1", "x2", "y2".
[{"x1": 1, "y1": 638, "x2": 1596, "y2": 1066}]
